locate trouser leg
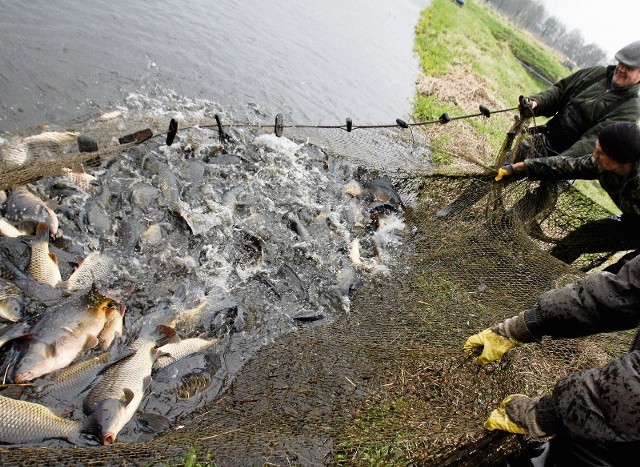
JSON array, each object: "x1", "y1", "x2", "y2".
[{"x1": 550, "y1": 217, "x2": 640, "y2": 265}]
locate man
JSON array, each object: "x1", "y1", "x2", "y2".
[
  {"x1": 516, "y1": 39, "x2": 640, "y2": 161},
  {"x1": 436, "y1": 41, "x2": 640, "y2": 218},
  {"x1": 463, "y1": 252, "x2": 640, "y2": 465},
  {"x1": 497, "y1": 121, "x2": 640, "y2": 266}
]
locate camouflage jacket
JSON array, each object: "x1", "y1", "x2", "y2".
[
  {"x1": 530, "y1": 65, "x2": 640, "y2": 159},
  {"x1": 505, "y1": 255, "x2": 640, "y2": 443},
  {"x1": 523, "y1": 154, "x2": 640, "y2": 217}
]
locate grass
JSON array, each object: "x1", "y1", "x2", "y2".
[
  {"x1": 413, "y1": 0, "x2": 569, "y2": 165},
  {"x1": 331, "y1": 1, "x2": 615, "y2": 464}
]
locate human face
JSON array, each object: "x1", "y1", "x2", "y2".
[
  {"x1": 613, "y1": 62, "x2": 640, "y2": 88},
  {"x1": 592, "y1": 139, "x2": 632, "y2": 175}
]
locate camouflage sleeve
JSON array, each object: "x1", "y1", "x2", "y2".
[
  {"x1": 522, "y1": 154, "x2": 598, "y2": 181},
  {"x1": 535, "y1": 351, "x2": 640, "y2": 442},
  {"x1": 523, "y1": 254, "x2": 640, "y2": 340},
  {"x1": 557, "y1": 100, "x2": 640, "y2": 160}
]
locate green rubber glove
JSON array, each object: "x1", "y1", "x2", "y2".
[
  {"x1": 484, "y1": 394, "x2": 529, "y2": 434},
  {"x1": 463, "y1": 328, "x2": 522, "y2": 365}
]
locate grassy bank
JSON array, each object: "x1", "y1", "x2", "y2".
[
  {"x1": 413, "y1": 0, "x2": 568, "y2": 167},
  {"x1": 333, "y1": 1, "x2": 611, "y2": 465},
  {"x1": 412, "y1": 0, "x2": 618, "y2": 213}
]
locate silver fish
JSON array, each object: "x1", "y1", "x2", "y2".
[
  {"x1": 0, "y1": 394, "x2": 82, "y2": 444},
  {"x1": 0, "y1": 216, "x2": 23, "y2": 237},
  {"x1": 13, "y1": 286, "x2": 121, "y2": 382},
  {"x1": 28, "y1": 222, "x2": 62, "y2": 287},
  {"x1": 0, "y1": 277, "x2": 24, "y2": 322},
  {"x1": 62, "y1": 251, "x2": 115, "y2": 294},
  {"x1": 154, "y1": 336, "x2": 219, "y2": 370},
  {"x1": 4, "y1": 186, "x2": 58, "y2": 235},
  {"x1": 83, "y1": 325, "x2": 176, "y2": 445}
]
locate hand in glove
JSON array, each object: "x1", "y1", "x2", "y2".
[
  {"x1": 518, "y1": 95, "x2": 535, "y2": 118},
  {"x1": 494, "y1": 162, "x2": 524, "y2": 182},
  {"x1": 485, "y1": 394, "x2": 548, "y2": 437},
  {"x1": 484, "y1": 394, "x2": 529, "y2": 434},
  {"x1": 463, "y1": 329, "x2": 522, "y2": 365}
]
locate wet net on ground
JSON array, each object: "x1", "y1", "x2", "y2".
[{"x1": 0, "y1": 115, "x2": 632, "y2": 466}]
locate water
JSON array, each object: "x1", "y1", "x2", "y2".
[
  {"x1": 0, "y1": 0, "x2": 429, "y2": 134},
  {"x1": 0, "y1": 0, "x2": 430, "y2": 446}
]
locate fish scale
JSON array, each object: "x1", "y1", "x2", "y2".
[
  {"x1": 0, "y1": 395, "x2": 81, "y2": 444},
  {"x1": 28, "y1": 223, "x2": 61, "y2": 287}
]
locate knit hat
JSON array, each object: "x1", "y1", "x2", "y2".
[
  {"x1": 615, "y1": 41, "x2": 640, "y2": 68},
  {"x1": 598, "y1": 122, "x2": 640, "y2": 163}
]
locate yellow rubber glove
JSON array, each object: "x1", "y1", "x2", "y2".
[
  {"x1": 484, "y1": 394, "x2": 529, "y2": 434},
  {"x1": 494, "y1": 166, "x2": 514, "y2": 182},
  {"x1": 463, "y1": 329, "x2": 522, "y2": 365}
]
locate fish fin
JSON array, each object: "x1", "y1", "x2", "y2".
[
  {"x1": 142, "y1": 375, "x2": 152, "y2": 392},
  {"x1": 49, "y1": 252, "x2": 59, "y2": 265},
  {"x1": 121, "y1": 388, "x2": 135, "y2": 406},
  {"x1": 153, "y1": 324, "x2": 178, "y2": 347},
  {"x1": 83, "y1": 335, "x2": 99, "y2": 350},
  {"x1": 45, "y1": 341, "x2": 57, "y2": 357},
  {"x1": 35, "y1": 222, "x2": 50, "y2": 239},
  {"x1": 137, "y1": 412, "x2": 171, "y2": 433}
]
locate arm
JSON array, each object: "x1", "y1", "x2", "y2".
[
  {"x1": 483, "y1": 257, "x2": 640, "y2": 440},
  {"x1": 530, "y1": 67, "x2": 604, "y2": 117},
  {"x1": 508, "y1": 350, "x2": 640, "y2": 442},
  {"x1": 522, "y1": 154, "x2": 597, "y2": 180},
  {"x1": 495, "y1": 154, "x2": 598, "y2": 182},
  {"x1": 555, "y1": 99, "x2": 640, "y2": 160}
]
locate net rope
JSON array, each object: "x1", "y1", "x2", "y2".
[{"x1": 0, "y1": 111, "x2": 630, "y2": 465}]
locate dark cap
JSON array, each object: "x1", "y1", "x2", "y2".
[
  {"x1": 598, "y1": 122, "x2": 640, "y2": 163},
  {"x1": 615, "y1": 40, "x2": 640, "y2": 68}
]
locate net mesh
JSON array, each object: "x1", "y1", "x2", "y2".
[{"x1": 0, "y1": 112, "x2": 631, "y2": 465}]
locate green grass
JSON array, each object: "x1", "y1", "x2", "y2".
[{"x1": 413, "y1": 0, "x2": 570, "y2": 155}]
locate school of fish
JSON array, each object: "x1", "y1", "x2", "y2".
[{"x1": 0, "y1": 109, "x2": 406, "y2": 446}]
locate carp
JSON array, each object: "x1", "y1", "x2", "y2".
[
  {"x1": 62, "y1": 251, "x2": 116, "y2": 294},
  {"x1": 13, "y1": 286, "x2": 121, "y2": 382},
  {"x1": 4, "y1": 186, "x2": 58, "y2": 235},
  {"x1": 0, "y1": 394, "x2": 82, "y2": 444},
  {"x1": 83, "y1": 325, "x2": 176, "y2": 445},
  {"x1": 0, "y1": 277, "x2": 24, "y2": 322},
  {"x1": 0, "y1": 217, "x2": 23, "y2": 238},
  {"x1": 28, "y1": 223, "x2": 62, "y2": 287},
  {"x1": 154, "y1": 336, "x2": 219, "y2": 370}
]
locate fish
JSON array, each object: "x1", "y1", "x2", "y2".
[
  {"x1": 83, "y1": 325, "x2": 176, "y2": 445},
  {"x1": 153, "y1": 336, "x2": 219, "y2": 370},
  {"x1": 0, "y1": 394, "x2": 82, "y2": 444},
  {"x1": 0, "y1": 137, "x2": 28, "y2": 169},
  {"x1": 22, "y1": 130, "x2": 79, "y2": 146},
  {"x1": 60, "y1": 167, "x2": 99, "y2": 192},
  {"x1": 176, "y1": 372, "x2": 213, "y2": 399},
  {"x1": 62, "y1": 251, "x2": 116, "y2": 294},
  {"x1": 4, "y1": 186, "x2": 58, "y2": 235},
  {"x1": 28, "y1": 222, "x2": 62, "y2": 287},
  {"x1": 0, "y1": 277, "x2": 24, "y2": 322},
  {"x1": 0, "y1": 217, "x2": 23, "y2": 238},
  {"x1": 13, "y1": 285, "x2": 122, "y2": 382},
  {"x1": 98, "y1": 303, "x2": 125, "y2": 350},
  {"x1": 0, "y1": 321, "x2": 30, "y2": 350},
  {"x1": 0, "y1": 251, "x2": 63, "y2": 307},
  {"x1": 31, "y1": 345, "x2": 134, "y2": 407}
]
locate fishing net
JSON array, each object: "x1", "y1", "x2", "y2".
[{"x1": 0, "y1": 110, "x2": 631, "y2": 466}]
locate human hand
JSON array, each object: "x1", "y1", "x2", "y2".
[
  {"x1": 463, "y1": 329, "x2": 522, "y2": 365},
  {"x1": 494, "y1": 162, "x2": 524, "y2": 182},
  {"x1": 518, "y1": 95, "x2": 535, "y2": 118},
  {"x1": 484, "y1": 394, "x2": 529, "y2": 434}
]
